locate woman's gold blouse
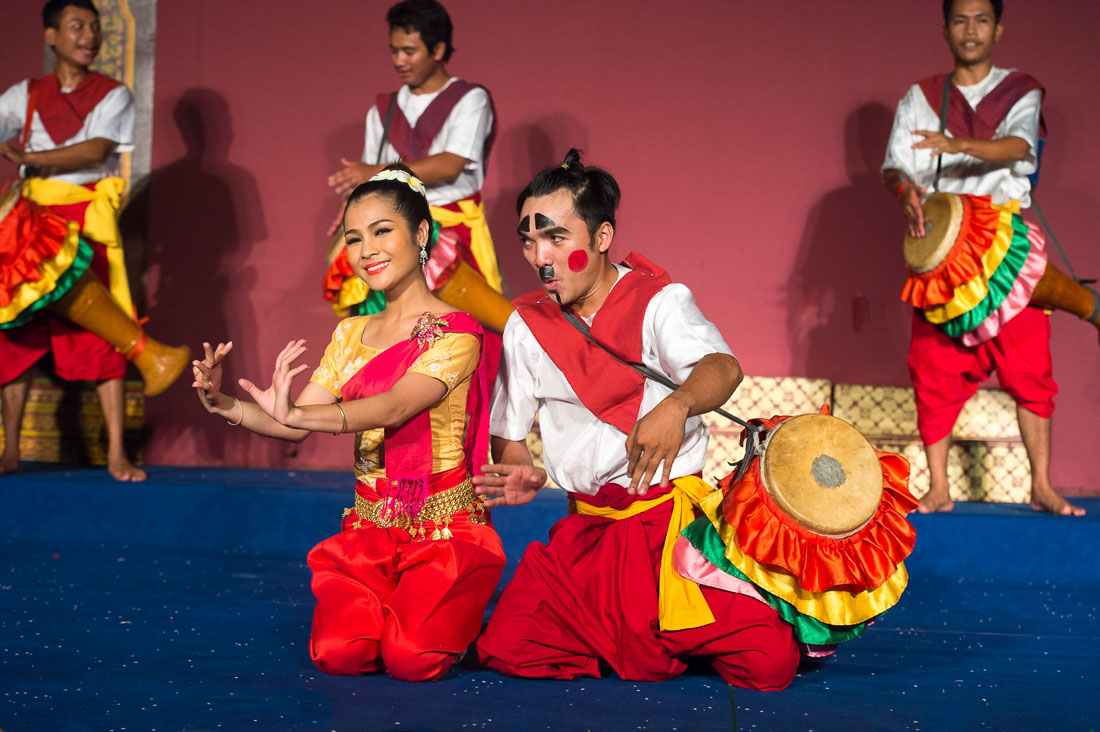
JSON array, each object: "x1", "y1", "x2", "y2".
[{"x1": 310, "y1": 316, "x2": 479, "y2": 485}]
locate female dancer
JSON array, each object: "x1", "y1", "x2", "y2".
[{"x1": 193, "y1": 165, "x2": 504, "y2": 681}]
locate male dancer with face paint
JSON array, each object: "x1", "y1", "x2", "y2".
[
  {"x1": 883, "y1": 0, "x2": 1084, "y2": 516},
  {"x1": 472, "y1": 150, "x2": 799, "y2": 689},
  {"x1": 323, "y1": 0, "x2": 503, "y2": 320}
]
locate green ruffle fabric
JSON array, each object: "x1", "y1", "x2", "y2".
[
  {"x1": 349, "y1": 288, "x2": 387, "y2": 317},
  {"x1": 1, "y1": 238, "x2": 95, "y2": 330},
  {"x1": 681, "y1": 516, "x2": 872, "y2": 645},
  {"x1": 939, "y1": 212, "x2": 1031, "y2": 338}
]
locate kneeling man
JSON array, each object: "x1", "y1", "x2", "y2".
[{"x1": 474, "y1": 150, "x2": 798, "y2": 689}]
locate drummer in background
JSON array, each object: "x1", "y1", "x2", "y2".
[
  {"x1": 471, "y1": 149, "x2": 800, "y2": 689},
  {"x1": 323, "y1": 0, "x2": 504, "y2": 320},
  {"x1": 882, "y1": 0, "x2": 1083, "y2": 516},
  {"x1": 0, "y1": 0, "x2": 144, "y2": 481}
]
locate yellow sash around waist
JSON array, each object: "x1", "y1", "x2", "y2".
[
  {"x1": 429, "y1": 198, "x2": 502, "y2": 293},
  {"x1": 23, "y1": 176, "x2": 133, "y2": 318},
  {"x1": 573, "y1": 475, "x2": 718, "y2": 632}
]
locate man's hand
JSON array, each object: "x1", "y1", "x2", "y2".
[
  {"x1": 474, "y1": 463, "x2": 547, "y2": 507},
  {"x1": 899, "y1": 183, "x2": 926, "y2": 238},
  {"x1": 911, "y1": 130, "x2": 963, "y2": 156},
  {"x1": 625, "y1": 396, "x2": 689, "y2": 495},
  {"x1": 0, "y1": 142, "x2": 26, "y2": 166},
  {"x1": 327, "y1": 159, "x2": 382, "y2": 196}
]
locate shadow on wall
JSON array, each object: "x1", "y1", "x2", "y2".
[
  {"x1": 139, "y1": 88, "x2": 267, "y2": 465},
  {"x1": 785, "y1": 102, "x2": 912, "y2": 386},
  {"x1": 485, "y1": 113, "x2": 588, "y2": 299}
]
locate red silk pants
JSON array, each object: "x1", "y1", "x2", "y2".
[
  {"x1": 307, "y1": 484, "x2": 505, "y2": 682},
  {"x1": 908, "y1": 307, "x2": 1057, "y2": 444},
  {"x1": 476, "y1": 489, "x2": 799, "y2": 690}
]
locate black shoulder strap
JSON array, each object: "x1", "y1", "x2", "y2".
[{"x1": 933, "y1": 73, "x2": 952, "y2": 193}]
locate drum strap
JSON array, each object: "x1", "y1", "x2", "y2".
[
  {"x1": 932, "y1": 73, "x2": 951, "y2": 193},
  {"x1": 559, "y1": 306, "x2": 765, "y2": 480}
]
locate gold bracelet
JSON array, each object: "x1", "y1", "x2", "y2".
[
  {"x1": 334, "y1": 402, "x2": 347, "y2": 435},
  {"x1": 226, "y1": 398, "x2": 244, "y2": 426}
]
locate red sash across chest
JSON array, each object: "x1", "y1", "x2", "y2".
[{"x1": 513, "y1": 252, "x2": 671, "y2": 435}]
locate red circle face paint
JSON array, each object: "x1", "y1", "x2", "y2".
[{"x1": 568, "y1": 249, "x2": 589, "y2": 272}]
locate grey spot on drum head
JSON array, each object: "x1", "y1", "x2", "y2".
[{"x1": 811, "y1": 455, "x2": 846, "y2": 489}]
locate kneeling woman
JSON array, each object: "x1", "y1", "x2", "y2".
[{"x1": 193, "y1": 165, "x2": 504, "y2": 681}]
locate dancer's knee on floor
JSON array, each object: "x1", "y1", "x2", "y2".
[
  {"x1": 310, "y1": 635, "x2": 382, "y2": 676},
  {"x1": 380, "y1": 640, "x2": 453, "y2": 682}
]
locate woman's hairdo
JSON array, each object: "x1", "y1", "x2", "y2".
[{"x1": 344, "y1": 163, "x2": 435, "y2": 255}]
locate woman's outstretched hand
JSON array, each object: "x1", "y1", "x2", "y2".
[
  {"x1": 192, "y1": 341, "x2": 234, "y2": 413},
  {"x1": 239, "y1": 339, "x2": 310, "y2": 425}
]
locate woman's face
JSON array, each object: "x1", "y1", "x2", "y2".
[{"x1": 343, "y1": 194, "x2": 428, "y2": 293}]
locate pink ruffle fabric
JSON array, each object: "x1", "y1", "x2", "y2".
[{"x1": 959, "y1": 222, "x2": 1048, "y2": 346}]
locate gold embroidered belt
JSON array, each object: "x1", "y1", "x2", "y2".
[{"x1": 343, "y1": 476, "x2": 487, "y2": 541}]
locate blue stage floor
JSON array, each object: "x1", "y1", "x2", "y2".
[{"x1": 2, "y1": 467, "x2": 1098, "y2": 732}]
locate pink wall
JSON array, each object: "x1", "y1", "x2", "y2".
[{"x1": 2, "y1": 2, "x2": 1098, "y2": 489}]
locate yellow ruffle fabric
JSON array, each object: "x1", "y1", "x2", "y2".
[
  {"x1": 22, "y1": 176, "x2": 133, "y2": 317},
  {"x1": 430, "y1": 199, "x2": 502, "y2": 293},
  {"x1": 700, "y1": 490, "x2": 908, "y2": 626},
  {"x1": 922, "y1": 201, "x2": 1019, "y2": 325},
  {"x1": 573, "y1": 475, "x2": 718, "y2": 632}
]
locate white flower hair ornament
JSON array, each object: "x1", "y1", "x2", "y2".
[{"x1": 369, "y1": 169, "x2": 428, "y2": 199}]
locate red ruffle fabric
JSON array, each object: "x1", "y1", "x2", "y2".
[
  {"x1": 901, "y1": 195, "x2": 1000, "y2": 309},
  {"x1": 720, "y1": 415, "x2": 919, "y2": 594},
  {"x1": 0, "y1": 197, "x2": 70, "y2": 307}
]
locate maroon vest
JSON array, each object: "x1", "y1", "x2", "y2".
[
  {"x1": 513, "y1": 252, "x2": 672, "y2": 435},
  {"x1": 375, "y1": 79, "x2": 496, "y2": 166},
  {"x1": 918, "y1": 71, "x2": 1045, "y2": 141}
]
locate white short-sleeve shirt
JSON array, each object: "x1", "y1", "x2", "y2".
[
  {"x1": 0, "y1": 78, "x2": 134, "y2": 185},
  {"x1": 362, "y1": 77, "x2": 492, "y2": 207},
  {"x1": 882, "y1": 66, "x2": 1041, "y2": 206},
  {"x1": 490, "y1": 265, "x2": 735, "y2": 495}
]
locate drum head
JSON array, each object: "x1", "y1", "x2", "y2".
[
  {"x1": 0, "y1": 180, "x2": 19, "y2": 222},
  {"x1": 903, "y1": 192, "x2": 963, "y2": 274},
  {"x1": 760, "y1": 414, "x2": 883, "y2": 538}
]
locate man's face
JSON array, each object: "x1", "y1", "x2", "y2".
[
  {"x1": 943, "y1": 0, "x2": 1002, "y2": 67},
  {"x1": 518, "y1": 190, "x2": 611, "y2": 306},
  {"x1": 389, "y1": 27, "x2": 445, "y2": 90},
  {"x1": 45, "y1": 5, "x2": 101, "y2": 69}
]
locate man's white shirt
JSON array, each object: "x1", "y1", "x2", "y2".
[
  {"x1": 362, "y1": 77, "x2": 492, "y2": 207},
  {"x1": 0, "y1": 79, "x2": 134, "y2": 184},
  {"x1": 882, "y1": 66, "x2": 1041, "y2": 206},
  {"x1": 490, "y1": 265, "x2": 735, "y2": 495}
]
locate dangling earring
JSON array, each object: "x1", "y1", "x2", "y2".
[{"x1": 419, "y1": 245, "x2": 428, "y2": 270}]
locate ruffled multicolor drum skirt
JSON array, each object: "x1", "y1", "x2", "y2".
[
  {"x1": 676, "y1": 411, "x2": 918, "y2": 652},
  {"x1": 0, "y1": 184, "x2": 93, "y2": 330},
  {"x1": 902, "y1": 193, "x2": 1049, "y2": 346}
]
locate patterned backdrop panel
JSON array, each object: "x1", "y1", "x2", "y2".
[
  {"x1": 0, "y1": 378, "x2": 144, "y2": 465},
  {"x1": 832, "y1": 384, "x2": 1021, "y2": 441},
  {"x1": 876, "y1": 439, "x2": 1031, "y2": 503}
]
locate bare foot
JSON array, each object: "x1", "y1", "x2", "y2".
[
  {"x1": 917, "y1": 486, "x2": 954, "y2": 514},
  {"x1": 107, "y1": 453, "x2": 147, "y2": 482},
  {"x1": 0, "y1": 451, "x2": 21, "y2": 475},
  {"x1": 1030, "y1": 484, "x2": 1086, "y2": 516}
]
